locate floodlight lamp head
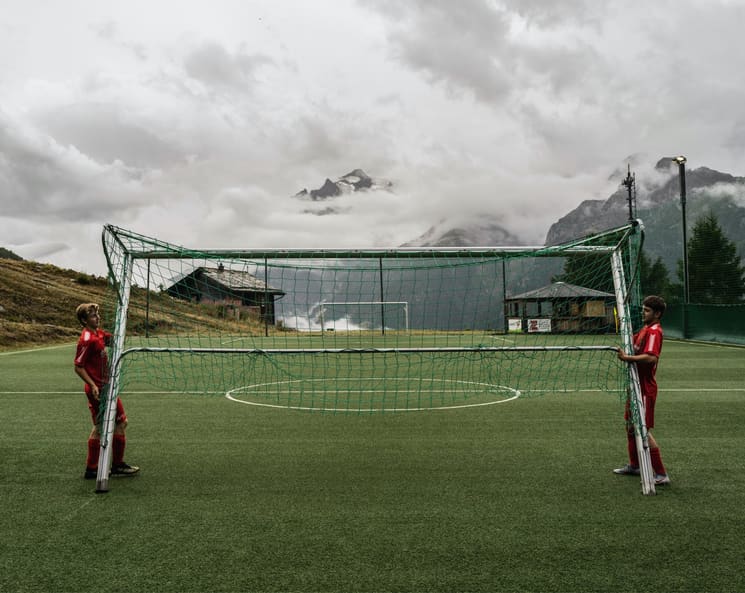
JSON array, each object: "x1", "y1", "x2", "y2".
[{"x1": 672, "y1": 155, "x2": 687, "y2": 164}]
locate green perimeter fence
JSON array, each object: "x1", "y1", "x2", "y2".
[{"x1": 664, "y1": 303, "x2": 745, "y2": 344}]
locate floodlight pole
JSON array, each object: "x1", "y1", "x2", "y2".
[{"x1": 673, "y1": 156, "x2": 689, "y2": 337}]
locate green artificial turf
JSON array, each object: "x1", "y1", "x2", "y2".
[{"x1": 0, "y1": 340, "x2": 744, "y2": 592}]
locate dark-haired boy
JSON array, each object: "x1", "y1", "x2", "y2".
[{"x1": 614, "y1": 295, "x2": 670, "y2": 486}]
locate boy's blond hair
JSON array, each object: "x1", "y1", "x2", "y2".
[{"x1": 76, "y1": 303, "x2": 100, "y2": 326}]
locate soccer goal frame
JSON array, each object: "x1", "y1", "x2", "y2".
[
  {"x1": 318, "y1": 301, "x2": 409, "y2": 333},
  {"x1": 95, "y1": 222, "x2": 655, "y2": 494}
]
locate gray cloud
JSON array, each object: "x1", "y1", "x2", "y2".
[
  {"x1": 370, "y1": 0, "x2": 514, "y2": 103},
  {"x1": 35, "y1": 103, "x2": 184, "y2": 169},
  {"x1": 1, "y1": 1, "x2": 744, "y2": 274},
  {"x1": 0, "y1": 112, "x2": 152, "y2": 223},
  {"x1": 183, "y1": 42, "x2": 274, "y2": 90},
  {"x1": 505, "y1": 0, "x2": 606, "y2": 28}
]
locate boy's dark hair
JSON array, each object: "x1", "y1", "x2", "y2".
[{"x1": 642, "y1": 295, "x2": 666, "y2": 317}]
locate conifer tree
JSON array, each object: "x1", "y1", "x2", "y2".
[
  {"x1": 639, "y1": 250, "x2": 674, "y2": 302},
  {"x1": 677, "y1": 212, "x2": 745, "y2": 304}
]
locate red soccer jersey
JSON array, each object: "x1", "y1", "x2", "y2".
[
  {"x1": 633, "y1": 321, "x2": 663, "y2": 398},
  {"x1": 74, "y1": 328, "x2": 112, "y2": 389}
]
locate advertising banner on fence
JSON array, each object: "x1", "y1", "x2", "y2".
[{"x1": 528, "y1": 318, "x2": 552, "y2": 333}]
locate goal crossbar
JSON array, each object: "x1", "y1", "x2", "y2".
[
  {"x1": 117, "y1": 345, "x2": 618, "y2": 358},
  {"x1": 103, "y1": 223, "x2": 631, "y2": 261}
]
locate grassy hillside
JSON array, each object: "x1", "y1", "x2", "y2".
[
  {"x1": 0, "y1": 247, "x2": 22, "y2": 260},
  {"x1": 0, "y1": 259, "x2": 109, "y2": 349},
  {"x1": 0, "y1": 258, "x2": 270, "y2": 350}
]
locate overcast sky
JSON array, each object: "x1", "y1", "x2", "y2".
[{"x1": 2, "y1": 0, "x2": 745, "y2": 274}]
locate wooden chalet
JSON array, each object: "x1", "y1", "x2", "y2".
[
  {"x1": 504, "y1": 281, "x2": 616, "y2": 333},
  {"x1": 167, "y1": 264, "x2": 285, "y2": 324}
]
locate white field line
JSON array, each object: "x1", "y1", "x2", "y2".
[
  {"x1": 225, "y1": 390, "x2": 522, "y2": 412},
  {"x1": 2, "y1": 387, "x2": 745, "y2": 395},
  {"x1": 61, "y1": 497, "x2": 97, "y2": 522},
  {"x1": 224, "y1": 396, "x2": 521, "y2": 413},
  {"x1": 0, "y1": 343, "x2": 75, "y2": 356},
  {"x1": 489, "y1": 335, "x2": 516, "y2": 344}
]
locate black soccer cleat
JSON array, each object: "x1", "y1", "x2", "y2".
[{"x1": 111, "y1": 462, "x2": 140, "y2": 477}]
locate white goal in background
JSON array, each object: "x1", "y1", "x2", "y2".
[{"x1": 318, "y1": 301, "x2": 409, "y2": 333}]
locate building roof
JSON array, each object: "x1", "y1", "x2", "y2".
[
  {"x1": 507, "y1": 281, "x2": 613, "y2": 301},
  {"x1": 171, "y1": 266, "x2": 285, "y2": 295},
  {"x1": 202, "y1": 267, "x2": 285, "y2": 295}
]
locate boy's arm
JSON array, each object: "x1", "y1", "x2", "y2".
[
  {"x1": 74, "y1": 365, "x2": 100, "y2": 399},
  {"x1": 616, "y1": 348, "x2": 658, "y2": 364}
]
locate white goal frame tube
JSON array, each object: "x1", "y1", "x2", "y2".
[
  {"x1": 95, "y1": 253, "x2": 134, "y2": 493},
  {"x1": 116, "y1": 345, "x2": 618, "y2": 357},
  {"x1": 611, "y1": 249, "x2": 655, "y2": 495}
]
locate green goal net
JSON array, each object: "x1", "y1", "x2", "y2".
[
  {"x1": 95, "y1": 221, "x2": 656, "y2": 493},
  {"x1": 100, "y1": 222, "x2": 645, "y2": 410}
]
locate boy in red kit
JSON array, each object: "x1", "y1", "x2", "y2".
[
  {"x1": 614, "y1": 295, "x2": 670, "y2": 486},
  {"x1": 74, "y1": 303, "x2": 139, "y2": 479}
]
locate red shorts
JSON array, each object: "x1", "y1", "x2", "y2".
[
  {"x1": 624, "y1": 394, "x2": 656, "y2": 430},
  {"x1": 86, "y1": 388, "x2": 127, "y2": 425}
]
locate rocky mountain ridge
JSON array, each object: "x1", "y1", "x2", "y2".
[
  {"x1": 545, "y1": 158, "x2": 743, "y2": 246},
  {"x1": 294, "y1": 161, "x2": 745, "y2": 266}
]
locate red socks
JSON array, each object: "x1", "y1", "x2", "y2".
[
  {"x1": 113, "y1": 434, "x2": 126, "y2": 466},
  {"x1": 626, "y1": 432, "x2": 637, "y2": 466},
  {"x1": 650, "y1": 447, "x2": 666, "y2": 476},
  {"x1": 87, "y1": 435, "x2": 127, "y2": 469},
  {"x1": 86, "y1": 438, "x2": 100, "y2": 470},
  {"x1": 627, "y1": 432, "x2": 667, "y2": 475}
]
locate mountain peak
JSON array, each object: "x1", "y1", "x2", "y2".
[
  {"x1": 294, "y1": 169, "x2": 392, "y2": 201},
  {"x1": 311, "y1": 178, "x2": 341, "y2": 200},
  {"x1": 294, "y1": 169, "x2": 393, "y2": 216},
  {"x1": 401, "y1": 218, "x2": 524, "y2": 247},
  {"x1": 343, "y1": 168, "x2": 370, "y2": 180}
]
